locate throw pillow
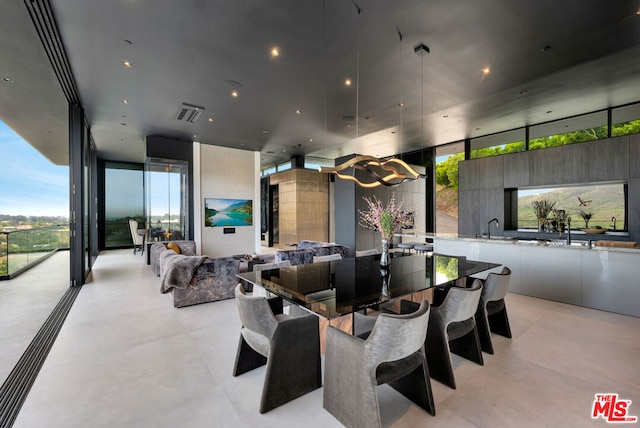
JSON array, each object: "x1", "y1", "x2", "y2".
[{"x1": 166, "y1": 242, "x2": 182, "y2": 254}]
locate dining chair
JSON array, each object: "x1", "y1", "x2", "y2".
[
  {"x1": 232, "y1": 284, "x2": 321, "y2": 413},
  {"x1": 312, "y1": 253, "x2": 342, "y2": 263},
  {"x1": 128, "y1": 219, "x2": 145, "y2": 255},
  {"x1": 426, "y1": 280, "x2": 483, "y2": 389},
  {"x1": 475, "y1": 266, "x2": 512, "y2": 354},
  {"x1": 323, "y1": 300, "x2": 435, "y2": 427}
]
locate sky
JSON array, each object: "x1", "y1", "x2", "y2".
[{"x1": 0, "y1": 120, "x2": 69, "y2": 217}]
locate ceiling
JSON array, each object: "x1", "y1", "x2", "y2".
[{"x1": 1, "y1": 0, "x2": 640, "y2": 168}]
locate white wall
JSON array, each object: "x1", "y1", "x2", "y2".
[{"x1": 194, "y1": 143, "x2": 260, "y2": 257}]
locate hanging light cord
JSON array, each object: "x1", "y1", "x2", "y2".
[{"x1": 355, "y1": 4, "x2": 361, "y2": 139}]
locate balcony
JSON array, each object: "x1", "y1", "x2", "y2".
[{"x1": 1, "y1": 224, "x2": 70, "y2": 279}]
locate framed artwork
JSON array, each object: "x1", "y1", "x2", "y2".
[{"x1": 204, "y1": 198, "x2": 252, "y2": 227}]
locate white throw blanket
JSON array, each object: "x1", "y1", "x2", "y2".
[{"x1": 160, "y1": 253, "x2": 207, "y2": 293}]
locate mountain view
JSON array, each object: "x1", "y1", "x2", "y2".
[{"x1": 518, "y1": 184, "x2": 625, "y2": 229}]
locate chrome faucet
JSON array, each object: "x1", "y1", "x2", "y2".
[
  {"x1": 567, "y1": 217, "x2": 571, "y2": 245},
  {"x1": 611, "y1": 216, "x2": 616, "y2": 231},
  {"x1": 487, "y1": 218, "x2": 499, "y2": 239}
]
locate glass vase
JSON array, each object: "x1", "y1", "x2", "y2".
[{"x1": 380, "y1": 238, "x2": 389, "y2": 267}]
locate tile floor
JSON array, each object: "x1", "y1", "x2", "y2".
[
  {"x1": 9, "y1": 249, "x2": 640, "y2": 427},
  {"x1": 0, "y1": 251, "x2": 69, "y2": 382}
]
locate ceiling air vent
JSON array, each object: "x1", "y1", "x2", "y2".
[{"x1": 175, "y1": 103, "x2": 204, "y2": 123}]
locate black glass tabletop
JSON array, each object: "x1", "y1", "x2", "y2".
[{"x1": 237, "y1": 253, "x2": 500, "y2": 319}]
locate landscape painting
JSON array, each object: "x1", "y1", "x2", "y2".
[{"x1": 204, "y1": 198, "x2": 252, "y2": 227}]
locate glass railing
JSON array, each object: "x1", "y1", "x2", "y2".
[{"x1": 0, "y1": 224, "x2": 70, "y2": 278}]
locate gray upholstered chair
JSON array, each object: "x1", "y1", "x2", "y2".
[
  {"x1": 475, "y1": 266, "x2": 512, "y2": 354},
  {"x1": 312, "y1": 253, "x2": 342, "y2": 263},
  {"x1": 355, "y1": 248, "x2": 379, "y2": 257},
  {"x1": 323, "y1": 300, "x2": 435, "y2": 427},
  {"x1": 232, "y1": 284, "x2": 321, "y2": 413},
  {"x1": 426, "y1": 280, "x2": 483, "y2": 389}
]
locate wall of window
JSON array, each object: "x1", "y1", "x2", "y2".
[
  {"x1": 516, "y1": 183, "x2": 626, "y2": 232},
  {"x1": 470, "y1": 129, "x2": 526, "y2": 159},
  {"x1": 145, "y1": 158, "x2": 189, "y2": 242},
  {"x1": 435, "y1": 142, "x2": 464, "y2": 234},
  {"x1": 104, "y1": 162, "x2": 144, "y2": 248},
  {"x1": 467, "y1": 103, "x2": 640, "y2": 161}
]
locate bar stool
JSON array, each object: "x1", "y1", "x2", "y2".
[
  {"x1": 397, "y1": 243, "x2": 415, "y2": 253},
  {"x1": 414, "y1": 244, "x2": 433, "y2": 254}
]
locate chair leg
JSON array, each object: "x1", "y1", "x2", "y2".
[
  {"x1": 475, "y1": 307, "x2": 495, "y2": 354},
  {"x1": 232, "y1": 334, "x2": 267, "y2": 377},
  {"x1": 449, "y1": 324, "x2": 484, "y2": 366},
  {"x1": 489, "y1": 306, "x2": 512, "y2": 339},
  {"x1": 259, "y1": 316, "x2": 321, "y2": 413},
  {"x1": 388, "y1": 358, "x2": 436, "y2": 416},
  {"x1": 426, "y1": 320, "x2": 457, "y2": 389}
]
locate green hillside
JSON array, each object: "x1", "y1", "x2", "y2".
[{"x1": 519, "y1": 184, "x2": 625, "y2": 229}]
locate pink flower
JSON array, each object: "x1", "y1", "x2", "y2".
[{"x1": 358, "y1": 194, "x2": 413, "y2": 240}]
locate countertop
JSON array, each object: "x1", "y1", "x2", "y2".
[{"x1": 432, "y1": 234, "x2": 640, "y2": 253}]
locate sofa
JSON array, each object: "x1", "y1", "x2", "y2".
[
  {"x1": 150, "y1": 241, "x2": 240, "y2": 308},
  {"x1": 275, "y1": 240, "x2": 350, "y2": 265}
]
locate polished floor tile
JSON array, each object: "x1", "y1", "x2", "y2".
[
  {"x1": 9, "y1": 249, "x2": 640, "y2": 427},
  {"x1": 0, "y1": 251, "x2": 69, "y2": 382}
]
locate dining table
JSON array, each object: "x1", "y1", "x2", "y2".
[{"x1": 237, "y1": 252, "x2": 501, "y2": 339}]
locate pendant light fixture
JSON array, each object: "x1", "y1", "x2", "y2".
[{"x1": 320, "y1": 18, "x2": 427, "y2": 188}]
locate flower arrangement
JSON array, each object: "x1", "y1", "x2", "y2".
[
  {"x1": 359, "y1": 193, "x2": 413, "y2": 241},
  {"x1": 531, "y1": 199, "x2": 556, "y2": 222},
  {"x1": 551, "y1": 208, "x2": 567, "y2": 233},
  {"x1": 579, "y1": 209, "x2": 593, "y2": 228}
]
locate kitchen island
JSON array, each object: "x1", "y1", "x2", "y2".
[{"x1": 404, "y1": 234, "x2": 640, "y2": 317}]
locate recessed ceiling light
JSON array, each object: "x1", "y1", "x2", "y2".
[
  {"x1": 207, "y1": 117, "x2": 213, "y2": 122},
  {"x1": 271, "y1": 47, "x2": 280, "y2": 57},
  {"x1": 546, "y1": 110, "x2": 553, "y2": 114},
  {"x1": 399, "y1": 103, "x2": 405, "y2": 107},
  {"x1": 541, "y1": 45, "x2": 552, "y2": 52},
  {"x1": 231, "y1": 90, "x2": 239, "y2": 98},
  {"x1": 282, "y1": 149, "x2": 286, "y2": 152},
  {"x1": 520, "y1": 89, "x2": 529, "y2": 95},
  {"x1": 267, "y1": 151, "x2": 275, "y2": 154},
  {"x1": 122, "y1": 99, "x2": 129, "y2": 104},
  {"x1": 2, "y1": 77, "x2": 14, "y2": 83},
  {"x1": 443, "y1": 115, "x2": 448, "y2": 118},
  {"x1": 309, "y1": 138, "x2": 313, "y2": 142},
  {"x1": 391, "y1": 131, "x2": 396, "y2": 134},
  {"x1": 475, "y1": 127, "x2": 481, "y2": 131},
  {"x1": 193, "y1": 134, "x2": 197, "y2": 138},
  {"x1": 344, "y1": 78, "x2": 352, "y2": 86},
  {"x1": 295, "y1": 109, "x2": 301, "y2": 115},
  {"x1": 121, "y1": 123, "x2": 126, "y2": 126},
  {"x1": 123, "y1": 39, "x2": 132, "y2": 45},
  {"x1": 636, "y1": 8, "x2": 640, "y2": 14},
  {"x1": 482, "y1": 67, "x2": 491, "y2": 75},
  {"x1": 122, "y1": 61, "x2": 132, "y2": 68},
  {"x1": 262, "y1": 130, "x2": 268, "y2": 134}
]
